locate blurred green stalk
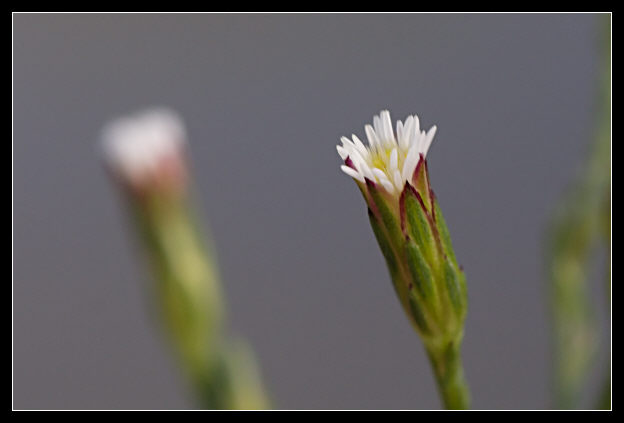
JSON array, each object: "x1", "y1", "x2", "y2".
[
  {"x1": 103, "y1": 109, "x2": 270, "y2": 409},
  {"x1": 547, "y1": 15, "x2": 610, "y2": 410},
  {"x1": 132, "y1": 192, "x2": 269, "y2": 409}
]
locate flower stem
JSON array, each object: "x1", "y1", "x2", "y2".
[
  {"x1": 426, "y1": 338, "x2": 471, "y2": 410},
  {"x1": 132, "y1": 193, "x2": 270, "y2": 409}
]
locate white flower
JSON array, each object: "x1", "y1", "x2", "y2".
[
  {"x1": 101, "y1": 107, "x2": 186, "y2": 187},
  {"x1": 337, "y1": 110, "x2": 437, "y2": 195}
]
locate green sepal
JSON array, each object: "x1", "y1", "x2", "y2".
[
  {"x1": 442, "y1": 258, "x2": 466, "y2": 320},
  {"x1": 366, "y1": 178, "x2": 403, "y2": 247},
  {"x1": 432, "y1": 192, "x2": 458, "y2": 267},
  {"x1": 367, "y1": 208, "x2": 409, "y2": 314},
  {"x1": 405, "y1": 239, "x2": 437, "y2": 307},
  {"x1": 400, "y1": 183, "x2": 438, "y2": 267},
  {"x1": 368, "y1": 208, "x2": 399, "y2": 281},
  {"x1": 411, "y1": 155, "x2": 433, "y2": 212},
  {"x1": 408, "y1": 294, "x2": 432, "y2": 336}
]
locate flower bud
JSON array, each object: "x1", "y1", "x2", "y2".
[
  {"x1": 338, "y1": 110, "x2": 466, "y2": 349},
  {"x1": 101, "y1": 107, "x2": 188, "y2": 197}
]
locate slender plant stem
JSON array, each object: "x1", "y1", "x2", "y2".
[
  {"x1": 596, "y1": 13, "x2": 611, "y2": 410},
  {"x1": 596, "y1": 368, "x2": 611, "y2": 410},
  {"x1": 426, "y1": 339, "x2": 471, "y2": 410},
  {"x1": 547, "y1": 15, "x2": 610, "y2": 409},
  {"x1": 132, "y1": 194, "x2": 270, "y2": 409}
]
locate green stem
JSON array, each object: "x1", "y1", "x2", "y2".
[
  {"x1": 131, "y1": 192, "x2": 270, "y2": 409},
  {"x1": 547, "y1": 14, "x2": 610, "y2": 409},
  {"x1": 193, "y1": 356, "x2": 231, "y2": 409},
  {"x1": 596, "y1": 368, "x2": 611, "y2": 410},
  {"x1": 426, "y1": 339, "x2": 471, "y2": 410}
]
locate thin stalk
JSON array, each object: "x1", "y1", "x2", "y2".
[
  {"x1": 426, "y1": 339, "x2": 471, "y2": 410},
  {"x1": 547, "y1": 15, "x2": 610, "y2": 409},
  {"x1": 132, "y1": 192, "x2": 270, "y2": 409}
]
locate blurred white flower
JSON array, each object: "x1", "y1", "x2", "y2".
[{"x1": 101, "y1": 108, "x2": 187, "y2": 190}]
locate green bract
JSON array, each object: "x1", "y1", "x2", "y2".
[{"x1": 365, "y1": 157, "x2": 467, "y2": 349}]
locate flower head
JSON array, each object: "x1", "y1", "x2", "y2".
[
  {"x1": 101, "y1": 108, "x2": 187, "y2": 192},
  {"x1": 336, "y1": 109, "x2": 466, "y2": 358},
  {"x1": 337, "y1": 110, "x2": 437, "y2": 196},
  {"x1": 337, "y1": 112, "x2": 469, "y2": 408}
]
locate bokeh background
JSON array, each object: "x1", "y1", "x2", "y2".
[{"x1": 13, "y1": 13, "x2": 610, "y2": 409}]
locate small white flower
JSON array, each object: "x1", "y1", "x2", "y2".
[
  {"x1": 101, "y1": 107, "x2": 186, "y2": 187},
  {"x1": 337, "y1": 110, "x2": 437, "y2": 196}
]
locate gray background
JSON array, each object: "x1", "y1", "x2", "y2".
[{"x1": 13, "y1": 13, "x2": 609, "y2": 409}]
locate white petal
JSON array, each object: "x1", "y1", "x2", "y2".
[
  {"x1": 413, "y1": 115, "x2": 420, "y2": 138},
  {"x1": 404, "y1": 115, "x2": 414, "y2": 132},
  {"x1": 351, "y1": 134, "x2": 369, "y2": 158},
  {"x1": 380, "y1": 179, "x2": 395, "y2": 194},
  {"x1": 416, "y1": 130, "x2": 427, "y2": 154},
  {"x1": 389, "y1": 148, "x2": 398, "y2": 172},
  {"x1": 402, "y1": 144, "x2": 420, "y2": 181},
  {"x1": 353, "y1": 155, "x2": 375, "y2": 181},
  {"x1": 372, "y1": 167, "x2": 387, "y2": 182},
  {"x1": 393, "y1": 169, "x2": 402, "y2": 190},
  {"x1": 396, "y1": 120, "x2": 404, "y2": 143},
  {"x1": 336, "y1": 145, "x2": 348, "y2": 160},
  {"x1": 340, "y1": 136, "x2": 355, "y2": 149},
  {"x1": 401, "y1": 116, "x2": 414, "y2": 150},
  {"x1": 381, "y1": 110, "x2": 394, "y2": 146},
  {"x1": 340, "y1": 140, "x2": 356, "y2": 158},
  {"x1": 422, "y1": 125, "x2": 437, "y2": 157},
  {"x1": 340, "y1": 165, "x2": 365, "y2": 183},
  {"x1": 408, "y1": 121, "x2": 420, "y2": 148},
  {"x1": 373, "y1": 115, "x2": 382, "y2": 138},
  {"x1": 373, "y1": 170, "x2": 394, "y2": 194},
  {"x1": 365, "y1": 124, "x2": 380, "y2": 150},
  {"x1": 347, "y1": 148, "x2": 367, "y2": 169}
]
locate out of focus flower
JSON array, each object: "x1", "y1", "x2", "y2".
[
  {"x1": 101, "y1": 108, "x2": 188, "y2": 193},
  {"x1": 102, "y1": 108, "x2": 269, "y2": 409}
]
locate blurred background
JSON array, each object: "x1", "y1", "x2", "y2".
[{"x1": 13, "y1": 13, "x2": 610, "y2": 409}]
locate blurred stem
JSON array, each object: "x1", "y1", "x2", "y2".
[
  {"x1": 426, "y1": 338, "x2": 470, "y2": 410},
  {"x1": 596, "y1": 373, "x2": 611, "y2": 410},
  {"x1": 547, "y1": 14, "x2": 610, "y2": 409},
  {"x1": 131, "y1": 191, "x2": 270, "y2": 409},
  {"x1": 595, "y1": 13, "x2": 611, "y2": 410},
  {"x1": 134, "y1": 193, "x2": 222, "y2": 371}
]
